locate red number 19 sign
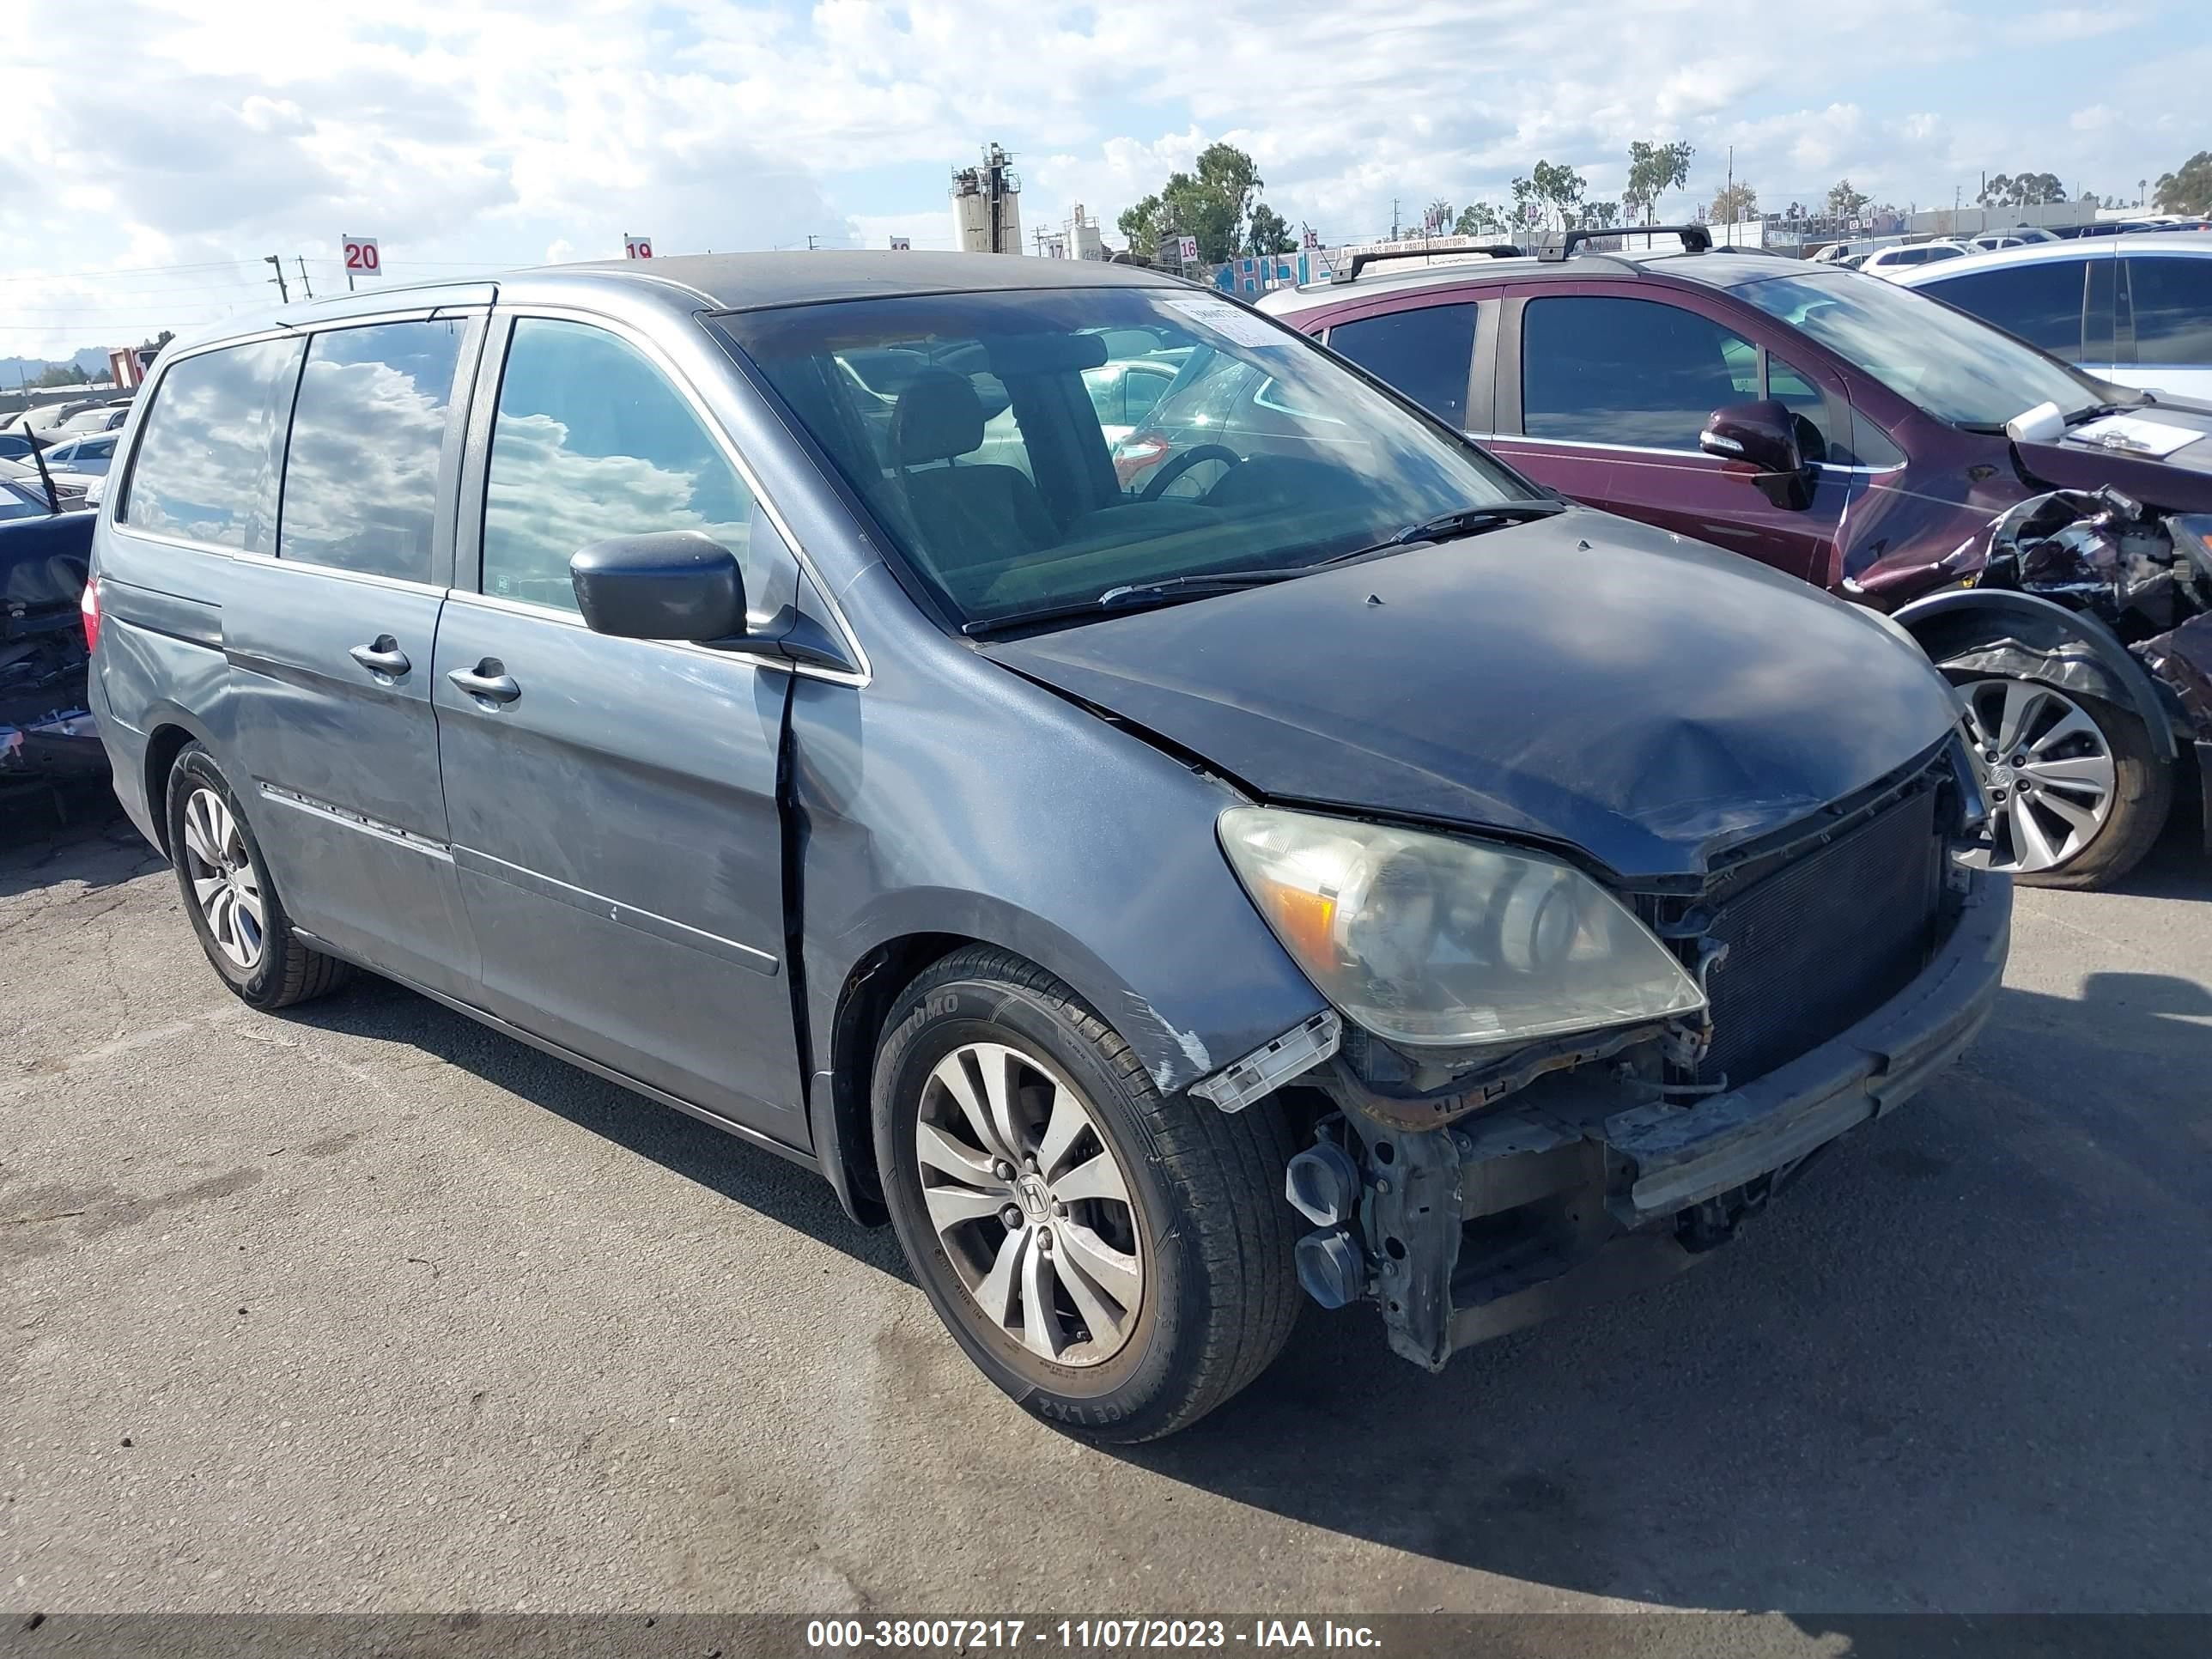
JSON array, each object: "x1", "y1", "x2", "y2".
[
  {"x1": 341, "y1": 235, "x2": 381, "y2": 278},
  {"x1": 624, "y1": 234, "x2": 654, "y2": 259}
]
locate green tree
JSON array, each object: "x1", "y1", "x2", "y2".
[
  {"x1": 1509, "y1": 161, "x2": 1588, "y2": 234},
  {"x1": 1245, "y1": 204, "x2": 1297, "y2": 255},
  {"x1": 1623, "y1": 140, "x2": 1694, "y2": 228},
  {"x1": 1453, "y1": 202, "x2": 1504, "y2": 236},
  {"x1": 2154, "y1": 151, "x2": 2212, "y2": 215},
  {"x1": 1707, "y1": 182, "x2": 1758, "y2": 225},
  {"x1": 1120, "y1": 142, "x2": 1268, "y2": 264},
  {"x1": 1981, "y1": 172, "x2": 2067, "y2": 208},
  {"x1": 1118, "y1": 194, "x2": 1170, "y2": 261},
  {"x1": 1532, "y1": 160, "x2": 1585, "y2": 229},
  {"x1": 1826, "y1": 178, "x2": 1869, "y2": 218}
]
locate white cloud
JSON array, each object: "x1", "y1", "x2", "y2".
[
  {"x1": 2014, "y1": 7, "x2": 2135, "y2": 42},
  {"x1": 0, "y1": 0, "x2": 2194, "y2": 356}
]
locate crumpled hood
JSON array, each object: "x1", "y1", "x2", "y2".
[{"x1": 981, "y1": 511, "x2": 1962, "y2": 880}]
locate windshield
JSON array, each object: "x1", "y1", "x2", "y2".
[
  {"x1": 718, "y1": 286, "x2": 1526, "y2": 628},
  {"x1": 1736, "y1": 269, "x2": 2104, "y2": 428}
]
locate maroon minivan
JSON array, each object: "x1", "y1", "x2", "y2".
[{"x1": 1239, "y1": 233, "x2": 2212, "y2": 888}]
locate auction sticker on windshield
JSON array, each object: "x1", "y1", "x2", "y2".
[{"x1": 1162, "y1": 296, "x2": 1286, "y2": 349}]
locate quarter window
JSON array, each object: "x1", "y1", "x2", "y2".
[
  {"x1": 1522, "y1": 296, "x2": 1753, "y2": 450},
  {"x1": 1920, "y1": 260, "x2": 2087, "y2": 358},
  {"x1": 480, "y1": 318, "x2": 763, "y2": 617},
  {"x1": 279, "y1": 319, "x2": 466, "y2": 582},
  {"x1": 119, "y1": 337, "x2": 304, "y2": 550},
  {"x1": 2127, "y1": 257, "x2": 2212, "y2": 366},
  {"x1": 1328, "y1": 303, "x2": 1480, "y2": 426}
]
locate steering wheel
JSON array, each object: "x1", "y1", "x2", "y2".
[{"x1": 1138, "y1": 443, "x2": 1242, "y2": 502}]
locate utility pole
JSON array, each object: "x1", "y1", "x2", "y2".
[
  {"x1": 296, "y1": 257, "x2": 313, "y2": 300},
  {"x1": 1390, "y1": 198, "x2": 1400, "y2": 240},
  {"x1": 1725, "y1": 148, "x2": 1733, "y2": 228},
  {"x1": 264, "y1": 255, "x2": 289, "y2": 304},
  {"x1": 805, "y1": 234, "x2": 819, "y2": 251}
]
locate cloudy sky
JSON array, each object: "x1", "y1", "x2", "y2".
[{"x1": 1, "y1": 0, "x2": 2200, "y2": 357}]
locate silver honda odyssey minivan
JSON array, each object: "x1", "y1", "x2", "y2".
[{"x1": 87, "y1": 252, "x2": 2007, "y2": 1440}]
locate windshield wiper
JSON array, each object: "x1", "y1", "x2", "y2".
[
  {"x1": 1316, "y1": 499, "x2": 1567, "y2": 567},
  {"x1": 963, "y1": 501, "x2": 1567, "y2": 637},
  {"x1": 1095, "y1": 568, "x2": 1302, "y2": 605},
  {"x1": 2064, "y1": 398, "x2": 2150, "y2": 425},
  {"x1": 962, "y1": 568, "x2": 1300, "y2": 636}
]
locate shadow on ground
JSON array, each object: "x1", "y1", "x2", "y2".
[
  {"x1": 2107, "y1": 804, "x2": 2212, "y2": 902},
  {"x1": 288, "y1": 921, "x2": 2212, "y2": 1610},
  {"x1": 0, "y1": 787, "x2": 161, "y2": 897},
  {"x1": 1116, "y1": 959, "x2": 2212, "y2": 1610},
  {"x1": 48, "y1": 796, "x2": 2211, "y2": 1611},
  {"x1": 282, "y1": 974, "x2": 913, "y2": 1285}
]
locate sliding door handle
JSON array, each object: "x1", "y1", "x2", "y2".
[
  {"x1": 447, "y1": 660, "x2": 520, "y2": 705},
  {"x1": 348, "y1": 636, "x2": 410, "y2": 678}
]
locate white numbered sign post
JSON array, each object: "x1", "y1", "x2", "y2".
[
  {"x1": 624, "y1": 235, "x2": 654, "y2": 259},
  {"x1": 341, "y1": 234, "x2": 381, "y2": 289},
  {"x1": 1176, "y1": 235, "x2": 1199, "y2": 264}
]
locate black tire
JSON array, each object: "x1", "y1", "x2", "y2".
[
  {"x1": 165, "y1": 744, "x2": 352, "y2": 1009},
  {"x1": 872, "y1": 945, "x2": 1300, "y2": 1443},
  {"x1": 1948, "y1": 675, "x2": 2171, "y2": 890}
]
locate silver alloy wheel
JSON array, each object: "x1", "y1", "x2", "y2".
[
  {"x1": 1955, "y1": 678, "x2": 2118, "y2": 875},
  {"x1": 915, "y1": 1041, "x2": 1145, "y2": 1367},
  {"x1": 179, "y1": 786, "x2": 265, "y2": 970}
]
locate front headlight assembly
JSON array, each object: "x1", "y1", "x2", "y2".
[{"x1": 1218, "y1": 807, "x2": 1705, "y2": 1051}]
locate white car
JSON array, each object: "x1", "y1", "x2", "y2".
[
  {"x1": 1904, "y1": 232, "x2": 2212, "y2": 400},
  {"x1": 0, "y1": 455, "x2": 100, "y2": 508},
  {"x1": 1966, "y1": 226, "x2": 2063, "y2": 252},
  {"x1": 57, "y1": 404, "x2": 131, "y2": 433},
  {"x1": 33, "y1": 432, "x2": 118, "y2": 476},
  {"x1": 1859, "y1": 241, "x2": 1976, "y2": 280}
]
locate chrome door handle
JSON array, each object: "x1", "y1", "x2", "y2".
[
  {"x1": 447, "y1": 660, "x2": 520, "y2": 705},
  {"x1": 348, "y1": 635, "x2": 410, "y2": 678}
]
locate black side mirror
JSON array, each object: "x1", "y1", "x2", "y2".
[
  {"x1": 1700, "y1": 399, "x2": 1803, "y2": 476},
  {"x1": 570, "y1": 532, "x2": 744, "y2": 641}
]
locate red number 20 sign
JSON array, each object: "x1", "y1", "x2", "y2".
[{"x1": 341, "y1": 235, "x2": 382, "y2": 276}]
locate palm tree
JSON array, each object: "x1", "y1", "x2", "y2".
[{"x1": 1425, "y1": 198, "x2": 1453, "y2": 236}]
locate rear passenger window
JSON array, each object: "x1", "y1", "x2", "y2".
[
  {"x1": 480, "y1": 318, "x2": 763, "y2": 617},
  {"x1": 2128, "y1": 258, "x2": 2212, "y2": 366},
  {"x1": 1522, "y1": 296, "x2": 1750, "y2": 450},
  {"x1": 1923, "y1": 261, "x2": 2087, "y2": 358},
  {"x1": 121, "y1": 337, "x2": 304, "y2": 550},
  {"x1": 278, "y1": 319, "x2": 466, "y2": 582},
  {"x1": 1328, "y1": 304, "x2": 1478, "y2": 426}
]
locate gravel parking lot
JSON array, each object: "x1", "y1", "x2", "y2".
[{"x1": 3, "y1": 791, "x2": 2208, "y2": 1620}]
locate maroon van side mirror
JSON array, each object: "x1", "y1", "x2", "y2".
[{"x1": 1700, "y1": 399, "x2": 1804, "y2": 477}]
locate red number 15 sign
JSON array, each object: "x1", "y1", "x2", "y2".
[{"x1": 341, "y1": 235, "x2": 382, "y2": 276}]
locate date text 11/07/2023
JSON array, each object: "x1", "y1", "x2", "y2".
[{"x1": 805, "y1": 1620, "x2": 1383, "y2": 1650}]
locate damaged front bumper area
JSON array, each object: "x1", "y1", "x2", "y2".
[{"x1": 1274, "y1": 866, "x2": 2010, "y2": 1372}]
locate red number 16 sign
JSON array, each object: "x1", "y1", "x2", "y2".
[{"x1": 341, "y1": 235, "x2": 382, "y2": 276}]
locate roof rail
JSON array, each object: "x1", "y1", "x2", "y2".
[
  {"x1": 1330, "y1": 244, "x2": 1525, "y2": 284},
  {"x1": 1536, "y1": 224, "x2": 1712, "y2": 262}
]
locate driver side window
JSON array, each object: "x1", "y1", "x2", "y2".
[
  {"x1": 481, "y1": 319, "x2": 769, "y2": 617},
  {"x1": 1522, "y1": 295, "x2": 1841, "y2": 462}
]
